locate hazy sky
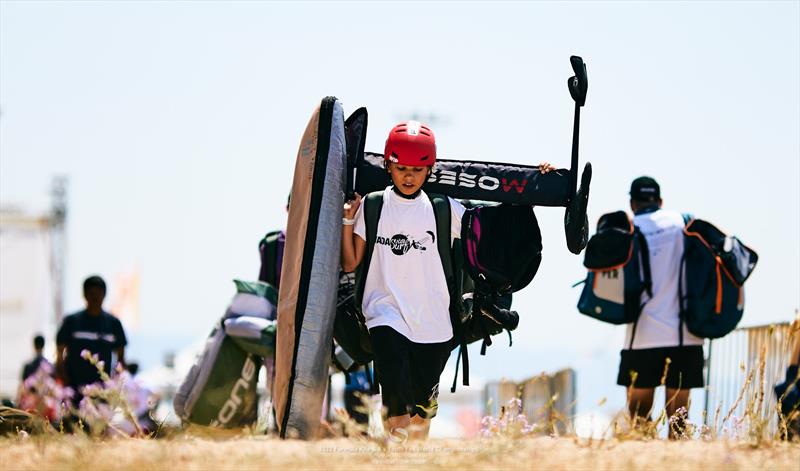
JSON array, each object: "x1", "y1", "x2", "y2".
[{"x1": 2, "y1": 1, "x2": 798, "y2": 408}]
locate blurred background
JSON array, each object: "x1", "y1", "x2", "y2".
[{"x1": 1, "y1": 1, "x2": 798, "y2": 436}]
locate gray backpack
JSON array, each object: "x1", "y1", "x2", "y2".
[{"x1": 174, "y1": 280, "x2": 277, "y2": 428}]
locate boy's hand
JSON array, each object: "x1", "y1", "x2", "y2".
[
  {"x1": 538, "y1": 162, "x2": 556, "y2": 174},
  {"x1": 344, "y1": 193, "x2": 362, "y2": 219}
]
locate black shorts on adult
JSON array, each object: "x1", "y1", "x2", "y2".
[
  {"x1": 617, "y1": 345, "x2": 705, "y2": 389},
  {"x1": 369, "y1": 326, "x2": 452, "y2": 419}
]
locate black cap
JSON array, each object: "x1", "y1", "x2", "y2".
[{"x1": 630, "y1": 176, "x2": 660, "y2": 201}]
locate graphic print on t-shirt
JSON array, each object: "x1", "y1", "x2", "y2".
[{"x1": 377, "y1": 230, "x2": 436, "y2": 256}]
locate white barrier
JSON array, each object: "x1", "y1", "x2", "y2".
[
  {"x1": 704, "y1": 322, "x2": 794, "y2": 434},
  {"x1": 484, "y1": 368, "x2": 576, "y2": 434}
]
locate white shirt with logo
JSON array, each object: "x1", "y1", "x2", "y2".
[
  {"x1": 624, "y1": 208, "x2": 704, "y2": 349},
  {"x1": 354, "y1": 187, "x2": 466, "y2": 343}
]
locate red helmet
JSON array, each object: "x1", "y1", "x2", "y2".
[{"x1": 384, "y1": 121, "x2": 436, "y2": 167}]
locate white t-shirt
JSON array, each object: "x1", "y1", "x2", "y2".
[
  {"x1": 353, "y1": 187, "x2": 466, "y2": 343},
  {"x1": 624, "y1": 208, "x2": 704, "y2": 349}
]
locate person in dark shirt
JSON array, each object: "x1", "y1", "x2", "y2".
[
  {"x1": 55, "y1": 276, "x2": 128, "y2": 399},
  {"x1": 21, "y1": 334, "x2": 51, "y2": 380}
]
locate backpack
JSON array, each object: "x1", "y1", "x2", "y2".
[
  {"x1": 350, "y1": 190, "x2": 472, "y2": 392},
  {"x1": 332, "y1": 272, "x2": 373, "y2": 372},
  {"x1": 458, "y1": 203, "x2": 543, "y2": 356},
  {"x1": 680, "y1": 219, "x2": 758, "y2": 339},
  {"x1": 461, "y1": 204, "x2": 543, "y2": 295},
  {"x1": 577, "y1": 211, "x2": 652, "y2": 326},
  {"x1": 174, "y1": 280, "x2": 277, "y2": 428},
  {"x1": 258, "y1": 230, "x2": 284, "y2": 288}
]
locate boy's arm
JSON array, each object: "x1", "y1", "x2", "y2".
[
  {"x1": 342, "y1": 229, "x2": 366, "y2": 273},
  {"x1": 342, "y1": 193, "x2": 366, "y2": 272}
]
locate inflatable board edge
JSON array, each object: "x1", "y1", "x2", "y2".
[{"x1": 279, "y1": 96, "x2": 338, "y2": 438}]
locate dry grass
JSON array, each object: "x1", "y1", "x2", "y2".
[
  {"x1": 2, "y1": 321, "x2": 797, "y2": 470},
  {"x1": 1, "y1": 434, "x2": 798, "y2": 470}
]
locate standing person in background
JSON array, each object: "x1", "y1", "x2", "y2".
[
  {"x1": 55, "y1": 275, "x2": 128, "y2": 404},
  {"x1": 617, "y1": 177, "x2": 705, "y2": 439},
  {"x1": 16, "y1": 334, "x2": 56, "y2": 416},
  {"x1": 21, "y1": 334, "x2": 51, "y2": 381}
]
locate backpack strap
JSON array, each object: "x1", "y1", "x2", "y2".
[
  {"x1": 429, "y1": 194, "x2": 454, "y2": 284},
  {"x1": 628, "y1": 316, "x2": 640, "y2": 350},
  {"x1": 677, "y1": 214, "x2": 692, "y2": 346},
  {"x1": 629, "y1": 226, "x2": 652, "y2": 350},
  {"x1": 259, "y1": 230, "x2": 283, "y2": 286},
  {"x1": 351, "y1": 191, "x2": 383, "y2": 395},
  {"x1": 635, "y1": 228, "x2": 653, "y2": 299},
  {"x1": 354, "y1": 192, "x2": 384, "y2": 309}
]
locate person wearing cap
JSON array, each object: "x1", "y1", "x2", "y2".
[{"x1": 619, "y1": 176, "x2": 704, "y2": 439}]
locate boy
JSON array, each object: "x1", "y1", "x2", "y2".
[{"x1": 342, "y1": 121, "x2": 552, "y2": 439}]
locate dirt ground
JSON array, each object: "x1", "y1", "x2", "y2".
[{"x1": 1, "y1": 435, "x2": 799, "y2": 471}]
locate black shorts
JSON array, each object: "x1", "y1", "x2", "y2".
[
  {"x1": 369, "y1": 326, "x2": 452, "y2": 419},
  {"x1": 617, "y1": 345, "x2": 705, "y2": 389}
]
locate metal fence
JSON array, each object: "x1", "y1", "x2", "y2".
[
  {"x1": 484, "y1": 368, "x2": 576, "y2": 434},
  {"x1": 704, "y1": 322, "x2": 794, "y2": 433}
]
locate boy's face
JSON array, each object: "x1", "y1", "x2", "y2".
[{"x1": 387, "y1": 162, "x2": 430, "y2": 196}]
